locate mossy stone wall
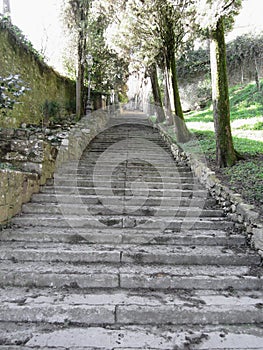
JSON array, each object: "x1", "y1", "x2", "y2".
[{"x1": 0, "y1": 25, "x2": 76, "y2": 127}]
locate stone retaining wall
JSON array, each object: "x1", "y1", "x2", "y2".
[
  {"x1": 0, "y1": 139, "x2": 57, "y2": 225},
  {"x1": 0, "y1": 170, "x2": 40, "y2": 224},
  {"x1": 0, "y1": 20, "x2": 75, "y2": 127},
  {"x1": 0, "y1": 110, "x2": 110, "y2": 225},
  {"x1": 156, "y1": 124, "x2": 263, "y2": 258},
  {"x1": 55, "y1": 110, "x2": 110, "y2": 168}
]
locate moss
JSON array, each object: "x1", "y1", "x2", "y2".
[{"x1": 0, "y1": 25, "x2": 75, "y2": 127}]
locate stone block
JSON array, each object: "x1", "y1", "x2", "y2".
[
  {"x1": 252, "y1": 227, "x2": 263, "y2": 251},
  {"x1": 0, "y1": 193, "x2": 6, "y2": 206},
  {"x1": 237, "y1": 203, "x2": 259, "y2": 222},
  {"x1": 0, "y1": 205, "x2": 9, "y2": 223}
]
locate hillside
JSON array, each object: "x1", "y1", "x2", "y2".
[{"x1": 184, "y1": 79, "x2": 263, "y2": 213}]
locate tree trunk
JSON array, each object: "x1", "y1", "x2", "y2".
[
  {"x1": 149, "y1": 64, "x2": 165, "y2": 123},
  {"x1": 164, "y1": 66, "x2": 173, "y2": 126},
  {"x1": 170, "y1": 53, "x2": 191, "y2": 143},
  {"x1": 76, "y1": 36, "x2": 82, "y2": 119},
  {"x1": 210, "y1": 17, "x2": 237, "y2": 168},
  {"x1": 240, "y1": 63, "x2": 244, "y2": 85},
  {"x1": 254, "y1": 56, "x2": 260, "y2": 91},
  {"x1": 76, "y1": 29, "x2": 87, "y2": 119},
  {"x1": 75, "y1": 1, "x2": 88, "y2": 120}
]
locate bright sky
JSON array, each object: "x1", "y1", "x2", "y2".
[
  {"x1": 2, "y1": 0, "x2": 263, "y2": 75},
  {"x1": 9, "y1": 0, "x2": 65, "y2": 73},
  {"x1": 226, "y1": 0, "x2": 263, "y2": 41}
]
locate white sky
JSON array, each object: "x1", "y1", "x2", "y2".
[
  {"x1": 8, "y1": 0, "x2": 66, "y2": 73},
  {"x1": 226, "y1": 0, "x2": 263, "y2": 41},
  {"x1": 2, "y1": 0, "x2": 263, "y2": 75}
]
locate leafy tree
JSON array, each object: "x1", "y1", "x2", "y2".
[
  {"x1": 155, "y1": 0, "x2": 193, "y2": 141},
  {"x1": 63, "y1": 0, "x2": 129, "y2": 111},
  {"x1": 63, "y1": 0, "x2": 90, "y2": 118},
  {"x1": 227, "y1": 33, "x2": 263, "y2": 89},
  {"x1": 103, "y1": 0, "x2": 192, "y2": 139},
  {"x1": 192, "y1": 0, "x2": 242, "y2": 167},
  {"x1": 101, "y1": 0, "x2": 163, "y2": 119},
  {"x1": 86, "y1": 12, "x2": 129, "y2": 102}
]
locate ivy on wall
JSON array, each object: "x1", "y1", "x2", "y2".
[{"x1": 0, "y1": 15, "x2": 76, "y2": 127}]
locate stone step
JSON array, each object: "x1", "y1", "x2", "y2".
[
  {"x1": 52, "y1": 177, "x2": 197, "y2": 186},
  {"x1": 84, "y1": 143, "x2": 170, "y2": 150},
  {"x1": 22, "y1": 203, "x2": 224, "y2": 217},
  {"x1": 1, "y1": 116, "x2": 262, "y2": 348},
  {"x1": 58, "y1": 164, "x2": 191, "y2": 172},
  {"x1": 1, "y1": 324, "x2": 263, "y2": 349},
  {"x1": 31, "y1": 193, "x2": 216, "y2": 207},
  {"x1": 40, "y1": 186, "x2": 207, "y2": 198},
  {"x1": 11, "y1": 214, "x2": 233, "y2": 230},
  {"x1": 85, "y1": 145, "x2": 171, "y2": 151},
  {"x1": 57, "y1": 171, "x2": 194, "y2": 179},
  {"x1": 0, "y1": 288, "x2": 262, "y2": 326},
  {"x1": 0, "y1": 261, "x2": 261, "y2": 291},
  {"x1": 50, "y1": 183, "x2": 203, "y2": 192},
  {"x1": 0, "y1": 227, "x2": 244, "y2": 246},
  {"x1": 55, "y1": 170, "x2": 194, "y2": 178},
  {"x1": 0, "y1": 243, "x2": 259, "y2": 266}
]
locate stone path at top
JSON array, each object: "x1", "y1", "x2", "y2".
[{"x1": 0, "y1": 112, "x2": 262, "y2": 349}]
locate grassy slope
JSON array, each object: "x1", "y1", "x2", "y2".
[{"x1": 183, "y1": 79, "x2": 263, "y2": 211}]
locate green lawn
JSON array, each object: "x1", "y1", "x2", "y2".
[{"x1": 159, "y1": 79, "x2": 263, "y2": 210}]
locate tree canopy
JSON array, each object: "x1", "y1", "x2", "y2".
[{"x1": 61, "y1": 0, "x2": 254, "y2": 167}]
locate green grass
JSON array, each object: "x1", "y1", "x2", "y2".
[
  {"x1": 185, "y1": 79, "x2": 263, "y2": 125},
  {"x1": 238, "y1": 121, "x2": 263, "y2": 130},
  {"x1": 186, "y1": 130, "x2": 263, "y2": 155},
  {"x1": 184, "y1": 109, "x2": 213, "y2": 123},
  {"x1": 223, "y1": 161, "x2": 263, "y2": 204},
  {"x1": 150, "y1": 80, "x2": 263, "y2": 208},
  {"x1": 182, "y1": 79, "x2": 263, "y2": 209}
]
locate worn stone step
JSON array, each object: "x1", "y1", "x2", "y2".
[
  {"x1": 81, "y1": 145, "x2": 171, "y2": 151},
  {"x1": 0, "y1": 288, "x2": 262, "y2": 326},
  {"x1": 1, "y1": 324, "x2": 262, "y2": 350},
  {"x1": 56, "y1": 162, "x2": 192, "y2": 171},
  {"x1": 30, "y1": 192, "x2": 216, "y2": 207},
  {"x1": 1, "y1": 115, "x2": 261, "y2": 345},
  {"x1": 55, "y1": 172, "x2": 194, "y2": 180},
  {"x1": 44, "y1": 186, "x2": 204, "y2": 195},
  {"x1": 53, "y1": 172, "x2": 196, "y2": 183},
  {"x1": 22, "y1": 203, "x2": 224, "y2": 217},
  {"x1": 119, "y1": 268, "x2": 263, "y2": 291},
  {"x1": 0, "y1": 261, "x2": 261, "y2": 291},
  {"x1": 40, "y1": 187, "x2": 208, "y2": 199},
  {"x1": 58, "y1": 164, "x2": 191, "y2": 173},
  {"x1": 84, "y1": 144, "x2": 170, "y2": 151},
  {"x1": 58, "y1": 170, "x2": 193, "y2": 178},
  {"x1": 52, "y1": 177, "x2": 197, "y2": 186},
  {"x1": 60, "y1": 157, "x2": 187, "y2": 165},
  {"x1": 0, "y1": 227, "x2": 244, "y2": 246},
  {"x1": 11, "y1": 214, "x2": 233, "y2": 230},
  {"x1": 120, "y1": 244, "x2": 260, "y2": 266},
  {"x1": 0, "y1": 243, "x2": 259, "y2": 266}
]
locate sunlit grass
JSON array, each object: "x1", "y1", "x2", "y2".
[
  {"x1": 173, "y1": 79, "x2": 263, "y2": 207},
  {"x1": 185, "y1": 109, "x2": 213, "y2": 123},
  {"x1": 185, "y1": 79, "x2": 263, "y2": 125},
  {"x1": 186, "y1": 129, "x2": 263, "y2": 157}
]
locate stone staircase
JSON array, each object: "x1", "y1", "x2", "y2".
[{"x1": 0, "y1": 114, "x2": 262, "y2": 349}]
